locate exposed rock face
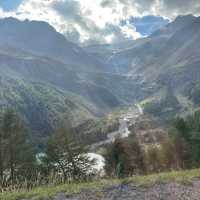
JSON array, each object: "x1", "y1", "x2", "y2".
[{"x1": 51, "y1": 180, "x2": 200, "y2": 200}]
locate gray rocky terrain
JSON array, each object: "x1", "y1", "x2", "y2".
[{"x1": 50, "y1": 180, "x2": 200, "y2": 200}]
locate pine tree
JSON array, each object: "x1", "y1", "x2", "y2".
[
  {"x1": 2, "y1": 108, "x2": 36, "y2": 185},
  {"x1": 105, "y1": 136, "x2": 145, "y2": 177},
  {"x1": 46, "y1": 126, "x2": 92, "y2": 182}
]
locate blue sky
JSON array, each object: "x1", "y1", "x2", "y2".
[
  {"x1": 121, "y1": 16, "x2": 169, "y2": 37},
  {"x1": 129, "y1": 16, "x2": 169, "y2": 36},
  {"x1": 0, "y1": 0, "x2": 22, "y2": 11}
]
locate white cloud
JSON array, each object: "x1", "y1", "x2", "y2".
[
  {"x1": 0, "y1": 0, "x2": 199, "y2": 44},
  {"x1": 117, "y1": 0, "x2": 200, "y2": 19},
  {"x1": 120, "y1": 21, "x2": 141, "y2": 39},
  {"x1": 0, "y1": 0, "x2": 142, "y2": 44}
]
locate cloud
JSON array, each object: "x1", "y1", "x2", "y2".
[
  {"x1": 0, "y1": 0, "x2": 141, "y2": 44},
  {"x1": 100, "y1": 0, "x2": 117, "y2": 8},
  {"x1": 52, "y1": 0, "x2": 102, "y2": 42},
  {"x1": 160, "y1": 0, "x2": 200, "y2": 17},
  {"x1": 115, "y1": 0, "x2": 200, "y2": 18},
  {"x1": 0, "y1": 0, "x2": 199, "y2": 45}
]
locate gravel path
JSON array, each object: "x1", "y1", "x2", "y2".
[{"x1": 52, "y1": 180, "x2": 200, "y2": 200}]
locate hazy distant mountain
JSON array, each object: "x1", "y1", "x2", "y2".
[
  {"x1": 0, "y1": 45, "x2": 121, "y2": 110},
  {"x1": 151, "y1": 15, "x2": 196, "y2": 38},
  {"x1": 0, "y1": 17, "x2": 102, "y2": 72},
  {"x1": 1, "y1": 15, "x2": 200, "y2": 137},
  {"x1": 85, "y1": 15, "x2": 200, "y2": 119},
  {"x1": 98, "y1": 15, "x2": 200, "y2": 83},
  {"x1": 0, "y1": 18, "x2": 123, "y2": 138}
]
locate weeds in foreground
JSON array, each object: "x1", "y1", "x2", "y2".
[{"x1": 1, "y1": 168, "x2": 200, "y2": 200}]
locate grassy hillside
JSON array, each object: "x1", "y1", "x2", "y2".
[{"x1": 2, "y1": 168, "x2": 200, "y2": 200}]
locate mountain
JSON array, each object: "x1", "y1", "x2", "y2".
[
  {"x1": 151, "y1": 15, "x2": 196, "y2": 38},
  {"x1": 0, "y1": 75, "x2": 95, "y2": 136},
  {"x1": 0, "y1": 17, "x2": 102, "y2": 72},
  {"x1": 85, "y1": 15, "x2": 200, "y2": 120},
  {"x1": 1, "y1": 15, "x2": 200, "y2": 140},
  {"x1": 0, "y1": 18, "x2": 125, "y2": 140},
  {"x1": 111, "y1": 15, "x2": 199, "y2": 76},
  {"x1": 0, "y1": 18, "x2": 149, "y2": 109},
  {"x1": 0, "y1": 44, "x2": 123, "y2": 114}
]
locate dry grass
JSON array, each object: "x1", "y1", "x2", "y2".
[{"x1": 1, "y1": 168, "x2": 200, "y2": 200}]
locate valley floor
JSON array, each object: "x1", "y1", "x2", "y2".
[{"x1": 2, "y1": 169, "x2": 200, "y2": 200}]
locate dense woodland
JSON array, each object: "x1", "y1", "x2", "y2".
[
  {"x1": 105, "y1": 111, "x2": 200, "y2": 177},
  {"x1": 1, "y1": 107, "x2": 200, "y2": 191},
  {"x1": 0, "y1": 109, "x2": 94, "y2": 190}
]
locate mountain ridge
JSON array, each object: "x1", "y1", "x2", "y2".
[{"x1": 0, "y1": 15, "x2": 200, "y2": 139}]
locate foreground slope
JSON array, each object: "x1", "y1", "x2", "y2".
[{"x1": 2, "y1": 169, "x2": 200, "y2": 200}]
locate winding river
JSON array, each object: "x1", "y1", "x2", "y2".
[{"x1": 90, "y1": 104, "x2": 143, "y2": 151}]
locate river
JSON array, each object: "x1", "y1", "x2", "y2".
[{"x1": 90, "y1": 104, "x2": 143, "y2": 151}]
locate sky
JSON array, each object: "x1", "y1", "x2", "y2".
[{"x1": 0, "y1": 0, "x2": 199, "y2": 45}]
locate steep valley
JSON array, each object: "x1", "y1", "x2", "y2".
[
  {"x1": 1, "y1": 10, "x2": 200, "y2": 200},
  {"x1": 0, "y1": 15, "x2": 200, "y2": 144}
]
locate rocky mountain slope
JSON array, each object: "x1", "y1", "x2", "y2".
[
  {"x1": 86, "y1": 16, "x2": 199, "y2": 90},
  {"x1": 0, "y1": 17, "x2": 102, "y2": 72},
  {"x1": 1, "y1": 15, "x2": 200, "y2": 138},
  {"x1": 0, "y1": 17, "x2": 154, "y2": 139},
  {"x1": 0, "y1": 18, "x2": 123, "y2": 138},
  {"x1": 85, "y1": 15, "x2": 200, "y2": 120},
  {"x1": 53, "y1": 181, "x2": 200, "y2": 200}
]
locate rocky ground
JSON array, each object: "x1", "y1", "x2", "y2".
[{"x1": 52, "y1": 180, "x2": 200, "y2": 200}]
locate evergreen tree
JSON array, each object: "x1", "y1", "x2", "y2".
[
  {"x1": 46, "y1": 126, "x2": 92, "y2": 182},
  {"x1": 105, "y1": 136, "x2": 145, "y2": 177},
  {"x1": 2, "y1": 108, "x2": 36, "y2": 185}
]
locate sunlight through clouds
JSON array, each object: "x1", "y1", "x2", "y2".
[{"x1": 0, "y1": 0, "x2": 199, "y2": 44}]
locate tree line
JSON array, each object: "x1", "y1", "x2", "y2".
[
  {"x1": 0, "y1": 108, "x2": 93, "y2": 191},
  {"x1": 104, "y1": 111, "x2": 200, "y2": 177},
  {"x1": 1, "y1": 107, "x2": 200, "y2": 191}
]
